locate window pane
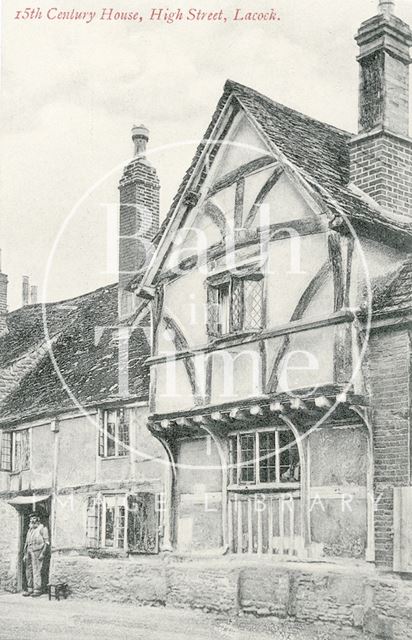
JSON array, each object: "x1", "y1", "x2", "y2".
[
  {"x1": 13, "y1": 433, "x2": 22, "y2": 471},
  {"x1": 218, "y1": 283, "x2": 230, "y2": 334},
  {"x1": 229, "y1": 436, "x2": 238, "y2": 484},
  {"x1": 243, "y1": 279, "x2": 263, "y2": 330},
  {"x1": 106, "y1": 420, "x2": 116, "y2": 457},
  {"x1": 117, "y1": 505, "x2": 125, "y2": 549},
  {"x1": 21, "y1": 431, "x2": 30, "y2": 470},
  {"x1": 127, "y1": 493, "x2": 158, "y2": 553},
  {"x1": 279, "y1": 431, "x2": 300, "y2": 482},
  {"x1": 240, "y1": 434, "x2": 255, "y2": 484},
  {"x1": 105, "y1": 503, "x2": 115, "y2": 546},
  {"x1": 0, "y1": 432, "x2": 11, "y2": 471},
  {"x1": 86, "y1": 496, "x2": 100, "y2": 548},
  {"x1": 259, "y1": 432, "x2": 276, "y2": 483},
  {"x1": 231, "y1": 279, "x2": 243, "y2": 331},
  {"x1": 118, "y1": 412, "x2": 129, "y2": 457}
]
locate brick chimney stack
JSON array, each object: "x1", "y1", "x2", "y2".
[
  {"x1": 0, "y1": 250, "x2": 8, "y2": 337},
  {"x1": 22, "y1": 275, "x2": 29, "y2": 306},
  {"x1": 118, "y1": 125, "x2": 160, "y2": 317},
  {"x1": 350, "y1": 0, "x2": 412, "y2": 218}
]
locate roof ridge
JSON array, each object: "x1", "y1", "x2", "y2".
[
  {"x1": 8, "y1": 281, "x2": 118, "y2": 317},
  {"x1": 225, "y1": 79, "x2": 353, "y2": 138}
]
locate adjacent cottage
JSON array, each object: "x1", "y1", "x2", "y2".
[{"x1": 0, "y1": 131, "x2": 164, "y2": 594}]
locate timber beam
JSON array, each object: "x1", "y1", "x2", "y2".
[{"x1": 148, "y1": 388, "x2": 368, "y2": 439}]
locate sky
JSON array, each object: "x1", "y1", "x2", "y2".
[{"x1": 1, "y1": 0, "x2": 412, "y2": 309}]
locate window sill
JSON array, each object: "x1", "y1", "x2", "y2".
[
  {"x1": 228, "y1": 483, "x2": 300, "y2": 493},
  {"x1": 99, "y1": 455, "x2": 129, "y2": 460}
]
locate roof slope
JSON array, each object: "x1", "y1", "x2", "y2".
[
  {"x1": 157, "y1": 79, "x2": 411, "y2": 246},
  {"x1": 369, "y1": 258, "x2": 412, "y2": 314},
  {"x1": 0, "y1": 284, "x2": 150, "y2": 425},
  {"x1": 0, "y1": 298, "x2": 77, "y2": 369}
]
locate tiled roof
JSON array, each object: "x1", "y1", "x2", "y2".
[
  {"x1": 155, "y1": 79, "x2": 411, "y2": 247},
  {"x1": 0, "y1": 297, "x2": 79, "y2": 369},
  {"x1": 369, "y1": 258, "x2": 412, "y2": 314},
  {"x1": 0, "y1": 284, "x2": 150, "y2": 425}
]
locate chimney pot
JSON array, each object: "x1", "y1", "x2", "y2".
[
  {"x1": 132, "y1": 124, "x2": 149, "y2": 156},
  {"x1": 378, "y1": 0, "x2": 395, "y2": 18}
]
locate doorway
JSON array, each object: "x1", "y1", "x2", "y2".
[{"x1": 17, "y1": 499, "x2": 51, "y2": 593}]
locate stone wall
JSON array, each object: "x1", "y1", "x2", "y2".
[
  {"x1": 49, "y1": 553, "x2": 412, "y2": 639},
  {"x1": 50, "y1": 554, "x2": 166, "y2": 604},
  {"x1": 0, "y1": 501, "x2": 19, "y2": 591}
]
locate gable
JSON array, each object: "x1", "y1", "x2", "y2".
[
  {"x1": 163, "y1": 167, "x2": 323, "y2": 273},
  {"x1": 205, "y1": 111, "x2": 268, "y2": 182},
  {"x1": 247, "y1": 172, "x2": 317, "y2": 228},
  {"x1": 140, "y1": 79, "x2": 412, "y2": 293}
]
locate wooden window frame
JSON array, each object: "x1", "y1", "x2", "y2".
[
  {"x1": 12, "y1": 430, "x2": 30, "y2": 472},
  {"x1": 207, "y1": 270, "x2": 264, "y2": 339},
  {"x1": 99, "y1": 409, "x2": 129, "y2": 458},
  {"x1": 87, "y1": 491, "x2": 161, "y2": 554},
  {"x1": 0, "y1": 430, "x2": 30, "y2": 472},
  {"x1": 101, "y1": 493, "x2": 128, "y2": 551},
  {"x1": 228, "y1": 426, "x2": 300, "y2": 491},
  {"x1": 0, "y1": 431, "x2": 12, "y2": 471}
]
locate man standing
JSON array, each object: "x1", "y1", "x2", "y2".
[{"x1": 22, "y1": 513, "x2": 50, "y2": 597}]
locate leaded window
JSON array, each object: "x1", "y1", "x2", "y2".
[
  {"x1": 243, "y1": 278, "x2": 264, "y2": 329},
  {"x1": 0, "y1": 432, "x2": 11, "y2": 471},
  {"x1": 0, "y1": 430, "x2": 30, "y2": 472},
  {"x1": 207, "y1": 272, "x2": 263, "y2": 338}
]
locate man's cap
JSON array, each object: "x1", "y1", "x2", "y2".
[{"x1": 29, "y1": 513, "x2": 39, "y2": 519}]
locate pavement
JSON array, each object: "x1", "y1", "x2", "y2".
[{"x1": 0, "y1": 593, "x2": 367, "y2": 640}]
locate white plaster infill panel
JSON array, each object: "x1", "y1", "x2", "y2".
[
  {"x1": 310, "y1": 486, "x2": 367, "y2": 499},
  {"x1": 180, "y1": 492, "x2": 222, "y2": 505},
  {"x1": 177, "y1": 516, "x2": 193, "y2": 549}
]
